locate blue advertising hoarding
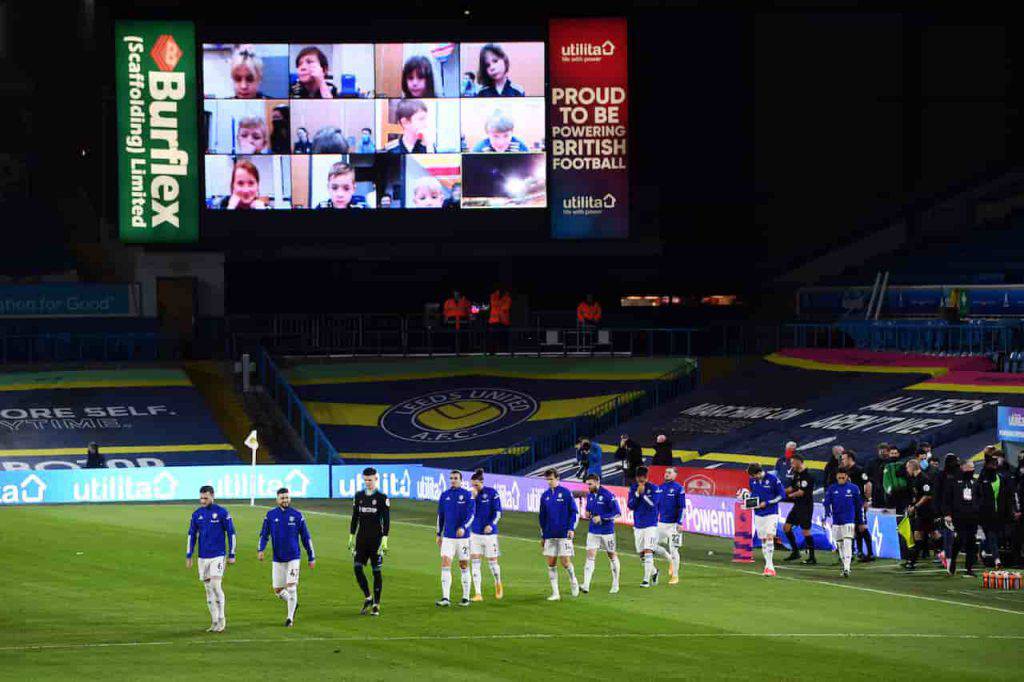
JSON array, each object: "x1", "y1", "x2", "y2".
[
  {"x1": 997, "y1": 406, "x2": 1024, "y2": 443},
  {"x1": 0, "y1": 284, "x2": 139, "y2": 318},
  {"x1": 0, "y1": 463, "x2": 904, "y2": 559}
]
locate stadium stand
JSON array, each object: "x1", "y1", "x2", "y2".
[
  {"x1": 525, "y1": 349, "x2": 1024, "y2": 484},
  {"x1": 286, "y1": 356, "x2": 691, "y2": 469},
  {"x1": 0, "y1": 367, "x2": 239, "y2": 469}
]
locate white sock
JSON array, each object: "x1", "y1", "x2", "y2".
[
  {"x1": 548, "y1": 566, "x2": 559, "y2": 596},
  {"x1": 653, "y1": 545, "x2": 671, "y2": 561},
  {"x1": 610, "y1": 556, "x2": 620, "y2": 587},
  {"x1": 460, "y1": 567, "x2": 471, "y2": 599},
  {"x1": 842, "y1": 539, "x2": 853, "y2": 571},
  {"x1": 286, "y1": 586, "x2": 298, "y2": 619},
  {"x1": 488, "y1": 560, "x2": 501, "y2": 584},
  {"x1": 763, "y1": 542, "x2": 775, "y2": 571},
  {"x1": 204, "y1": 583, "x2": 217, "y2": 623},
  {"x1": 643, "y1": 554, "x2": 654, "y2": 582},
  {"x1": 565, "y1": 563, "x2": 578, "y2": 587},
  {"x1": 471, "y1": 559, "x2": 483, "y2": 595},
  {"x1": 670, "y1": 547, "x2": 680, "y2": 574},
  {"x1": 441, "y1": 566, "x2": 452, "y2": 599},
  {"x1": 210, "y1": 579, "x2": 225, "y2": 622},
  {"x1": 583, "y1": 557, "x2": 596, "y2": 589}
]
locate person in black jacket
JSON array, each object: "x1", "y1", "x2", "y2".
[
  {"x1": 842, "y1": 451, "x2": 875, "y2": 562},
  {"x1": 651, "y1": 434, "x2": 674, "y2": 466},
  {"x1": 934, "y1": 453, "x2": 960, "y2": 568},
  {"x1": 1011, "y1": 459, "x2": 1024, "y2": 567},
  {"x1": 85, "y1": 442, "x2": 105, "y2": 469},
  {"x1": 867, "y1": 442, "x2": 890, "y2": 507},
  {"x1": 943, "y1": 459, "x2": 982, "y2": 576},
  {"x1": 977, "y1": 453, "x2": 1011, "y2": 568},
  {"x1": 616, "y1": 435, "x2": 644, "y2": 485},
  {"x1": 823, "y1": 445, "x2": 843, "y2": 489}
]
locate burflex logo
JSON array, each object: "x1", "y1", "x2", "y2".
[
  {"x1": 380, "y1": 388, "x2": 539, "y2": 443},
  {"x1": 150, "y1": 34, "x2": 183, "y2": 71}
]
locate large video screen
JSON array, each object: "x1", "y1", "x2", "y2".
[{"x1": 201, "y1": 42, "x2": 546, "y2": 211}]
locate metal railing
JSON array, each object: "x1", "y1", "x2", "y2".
[
  {"x1": 0, "y1": 332, "x2": 163, "y2": 364},
  {"x1": 478, "y1": 360, "x2": 699, "y2": 475},
  {"x1": 255, "y1": 346, "x2": 341, "y2": 465},
  {"x1": 782, "y1": 320, "x2": 1019, "y2": 355}
]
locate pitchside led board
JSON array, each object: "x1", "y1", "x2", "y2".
[
  {"x1": 549, "y1": 18, "x2": 629, "y2": 239},
  {"x1": 116, "y1": 21, "x2": 200, "y2": 243},
  {"x1": 114, "y1": 20, "x2": 627, "y2": 241}
]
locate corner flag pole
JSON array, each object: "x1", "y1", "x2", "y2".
[{"x1": 245, "y1": 430, "x2": 259, "y2": 506}]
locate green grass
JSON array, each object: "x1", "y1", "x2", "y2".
[{"x1": 1, "y1": 499, "x2": 1021, "y2": 681}]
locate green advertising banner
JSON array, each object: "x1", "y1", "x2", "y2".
[{"x1": 115, "y1": 21, "x2": 199, "y2": 243}]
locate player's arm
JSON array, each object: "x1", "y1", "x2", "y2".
[
  {"x1": 627, "y1": 488, "x2": 639, "y2": 510},
  {"x1": 768, "y1": 478, "x2": 785, "y2": 505},
  {"x1": 823, "y1": 488, "x2": 833, "y2": 519},
  {"x1": 487, "y1": 491, "x2": 503, "y2": 532},
  {"x1": 299, "y1": 516, "x2": 316, "y2": 567},
  {"x1": 186, "y1": 516, "x2": 197, "y2": 567},
  {"x1": 257, "y1": 515, "x2": 270, "y2": 560},
  {"x1": 609, "y1": 495, "x2": 622, "y2": 523},
  {"x1": 225, "y1": 513, "x2": 237, "y2": 563},
  {"x1": 379, "y1": 495, "x2": 391, "y2": 553},
  {"x1": 437, "y1": 496, "x2": 445, "y2": 546},
  {"x1": 459, "y1": 496, "x2": 474, "y2": 538},
  {"x1": 567, "y1": 492, "x2": 578, "y2": 538}
]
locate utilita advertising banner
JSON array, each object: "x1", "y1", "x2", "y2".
[
  {"x1": 549, "y1": 18, "x2": 629, "y2": 239},
  {"x1": 115, "y1": 21, "x2": 199, "y2": 243}
]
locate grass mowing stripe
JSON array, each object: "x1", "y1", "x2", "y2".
[
  {"x1": 4, "y1": 631, "x2": 1023, "y2": 652},
  {"x1": 266, "y1": 504, "x2": 1024, "y2": 617}
]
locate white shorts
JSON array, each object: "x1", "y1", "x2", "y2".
[
  {"x1": 272, "y1": 559, "x2": 301, "y2": 589},
  {"x1": 543, "y1": 538, "x2": 575, "y2": 557},
  {"x1": 197, "y1": 556, "x2": 225, "y2": 582},
  {"x1": 753, "y1": 514, "x2": 779, "y2": 541},
  {"x1": 633, "y1": 526, "x2": 659, "y2": 553},
  {"x1": 440, "y1": 537, "x2": 471, "y2": 561},
  {"x1": 658, "y1": 522, "x2": 683, "y2": 548},
  {"x1": 586, "y1": 533, "x2": 617, "y2": 553},
  {"x1": 470, "y1": 534, "x2": 501, "y2": 559},
  {"x1": 831, "y1": 523, "x2": 855, "y2": 543}
]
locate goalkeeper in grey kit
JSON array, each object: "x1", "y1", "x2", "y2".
[{"x1": 349, "y1": 467, "x2": 390, "y2": 616}]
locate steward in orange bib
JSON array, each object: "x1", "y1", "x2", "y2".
[
  {"x1": 576, "y1": 294, "x2": 602, "y2": 326},
  {"x1": 443, "y1": 291, "x2": 471, "y2": 330}
]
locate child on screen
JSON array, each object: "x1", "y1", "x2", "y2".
[
  {"x1": 230, "y1": 48, "x2": 265, "y2": 99},
  {"x1": 291, "y1": 46, "x2": 338, "y2": 99},
  {"x1": 471, "y1": 110, "x2": 529, "y2": 152},
  {"x1": 386, "y1": 100, "x2": 433, "y2": 154},
  {"x1": 401, "y1": 56, "x2": 436, "y2": 98},
  {"x1": 476, "y1": 44, "x2": 524, "y2": 97},
  {"x1": 220, "y1": 160, "x2": 267, "y2": 209},
  {"x1": 411, "y1": 175, "x2": 445, "y2": 208},
  {"x1": 235, "y1": 117, "x2": 269, "y2": 154},
  {"x1": 316, "y1": 162, "x2": 367, "y2": 209}
]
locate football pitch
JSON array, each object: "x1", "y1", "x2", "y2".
[{"x1": 1, "y1": 500, "x2": 1022, "y2": 681}]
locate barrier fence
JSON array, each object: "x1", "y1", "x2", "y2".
[
  {"x1": 255, "y1": 346, "x2": 340, "y2": 465},
  {"x1": 0, "y1": 462, "x2": 904, "y2": 559},
  {"x1": 479, "y1": 362, "x2": 700, "y2": 475}
]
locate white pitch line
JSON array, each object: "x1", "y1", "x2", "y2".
[{"x1": 3, "y1": 631, "x2": 1023, "y2": 653}]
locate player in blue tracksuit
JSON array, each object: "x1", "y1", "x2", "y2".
[
  {"x1": 186, "y1": 485, "x2": 237, "y2": 632},
  {"x1": 824, "y1": 469, "x2": 864, "y2": 577},
  {"x1": 746, "y1": 463, "x2": 786, "y2": 576},
  {"x1": 435, "y1": 470, "x2": 475, "y2": 606},
  {"x1": 258, "y1": 487, "x2": 315, "y2": 626},
  {"x1": 469, "y1": 469, "x2": 504, "y2": 601},
  {"x1": 582, "y1": 473, "x2": 622, "y2": 594},
  {"x1": 628, "y1": 466, "x2": 662, "y2": 587},
  {"x1": 539, "y1": 468, "x2": 580, "y2": 600},
  {"x1": 656, "y1": 466, "x2": 687, "y2": 583}
]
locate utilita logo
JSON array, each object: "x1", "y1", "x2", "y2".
[
  {"x1": 1009, "y1": 411, "x2": 1024, "y2": 427},
  {"x1": 563, "y1": 193, "x2": 617, "y2": 210},
  {"x1": 561, "y1": 40, "x2": 616, "y2": 58}
]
